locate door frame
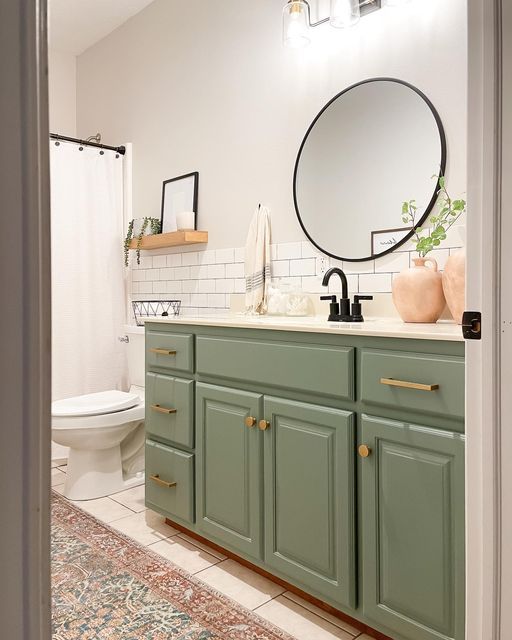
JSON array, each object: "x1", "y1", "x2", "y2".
[
  {"x1": 466, "y1": 1, "x2": 505, "y2": 638},
  {"x1": 0, "y1": 0, "x2": 52, "y2": 638}
]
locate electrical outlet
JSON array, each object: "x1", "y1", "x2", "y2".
[{"x1": 316, "y1": 255, "x2": 329, "y2": 276}]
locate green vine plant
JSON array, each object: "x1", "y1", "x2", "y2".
[
  {"x1": 124, "y1": 217, "x2": 161, "y2": 266},
  {"x1": 401, "y1": 176, "x2": 466, "y2": 258}
]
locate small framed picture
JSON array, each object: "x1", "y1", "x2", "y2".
[
  {"x1": 371, "y1": 227, "x2": 412, "y2": 256},
  {"x1": 160, "y1": 172, "x2": 199, "y2": 233}
]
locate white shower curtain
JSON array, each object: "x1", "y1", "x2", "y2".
[{"x1": 50, "y1": 142, "x2": 128, "y2": 401}]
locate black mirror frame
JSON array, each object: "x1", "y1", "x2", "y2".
[{"x1": 293, "y1": 77, "x2": 447, "y2": 263}]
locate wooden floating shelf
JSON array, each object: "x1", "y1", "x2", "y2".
[{"x1": 129, "y1": 230, "x2": 208, "y2": 250}]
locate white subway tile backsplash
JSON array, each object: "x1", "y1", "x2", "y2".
[
  {"x1": 182, "y1": 252, "x2": 198, "y2": 266},
  {"x1": 199, "y1": 249, "x2": 216, "y2": 265},
  {"x1": 207, "y1": 293, "x2": 226, "y2": 307},
  {"x1": 216, "y1": 279, "x2": 235, "y2": 293},
  {"x1": 167, "y1": 253, "x2": 182, "y2": 267},
  {"x1": 272, "y1": 261, "x2": 290, "y2": 278},
  {"x1": 277, "y1": 242, "x2": 302, "y2": 260},
  {"x1": 358, "y1": 273, "x2": 392, "y2": 293},
  {"x1": 226, "y1": 262, "x2": 245, "y2": 279},
  {"x1": 375, "y1": 252, "x2": 409, "y2": 274},
  {"x1": 190, "y1": 265, "x2": 209, "y2": 280},
  {"x1": 197, "y1": 279, "x2": 216, "y2": 293},
  {"x1": 190, "y1": 293, "x2": 208, "y2": 307},
  {"x1": 128, "y1": 235, "x2": 466, "y2": 313},
  {"x1": 207, "y1": 264, "x2": 225, "y2": 279},
  {"x1": 175, "y1": 266, "x2": 191, "y2": 280},
  {"x1": 138, "y1": 282, "x2": 153, "y2": 294},
  {"x1": 290, "y1": 258, "x2": 316, "y2": 277},
  {"x1": 159, "y1": 267, "x2": 174, "y2": 280},
  {"x1": 216, "y1": 248, "x2": 235, "y2": 264},
  {"x1": 152, "y1": 255, "x2": 167, "y2": 269}
]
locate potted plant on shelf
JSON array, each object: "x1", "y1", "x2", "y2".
[
  {"x1": 124, "y1": 217, "x2": 161, "y2": 266},
  {"x1": 393, "y1": 177, "x2": 466, "y2": 323}
]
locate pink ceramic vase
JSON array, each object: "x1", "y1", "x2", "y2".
[
  {"x1": 442, "y1": 248, "x2": 466, "y2": 324},
  {"x1": 392, "y1": 257, "x2": 446, "y2": 323}
]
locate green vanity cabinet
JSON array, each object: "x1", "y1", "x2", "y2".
[
  {"x1": 359, "y1": 414, "x2": 465, "y2": 640},
  {"x1": 263, "y1": 397, "x2": 356, "y2": 608},
  {"x1": 196, "y1": 383, "x2": 263, "y2": 560},
  {"x1": 145, "y1": 321, "x2": 465, "y2": 640}
]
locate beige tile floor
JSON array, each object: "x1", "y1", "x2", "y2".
[{"x1": 52, "y1": 462, "x2": 375, "y2": 640}]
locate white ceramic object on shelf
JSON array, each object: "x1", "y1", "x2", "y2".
[
  {"x1": 176, "y1": 211, "x2": 195, "y2": 231},
  {"x1": 51, "y1": 326, "x2": 146, "y2": 501}
]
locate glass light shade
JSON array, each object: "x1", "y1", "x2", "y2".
[
  {"x1": 330, "y1": 0, "x2": 360, "y2": 28},
  {"x1": 385, "y1": 0, "x2": 412, "y2": 5},
  {"x1": 283, "y1": 1, "x2": 311, "y2": 49}
]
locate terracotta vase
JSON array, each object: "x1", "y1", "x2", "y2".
[
  {"x1": 392, "y1": 257, "x2": 446, "y2": 323},
  {"x1": 442, "y1": 248, "x2": 466, "y2": 324}
]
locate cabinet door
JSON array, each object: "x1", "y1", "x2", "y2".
[
  {"x1": 196, "y1": 383, "x2": 263, "y2": 560},
  {"x1": 360, "y1": 414, "x2": 465, "y2": 640},
  {"x1": 263, "y1": 397, "x2": 356, "y2": 608}
]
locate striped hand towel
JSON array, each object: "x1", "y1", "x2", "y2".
[{"x1": 245, "y1": 205, "x2": 271, "y2": 314}]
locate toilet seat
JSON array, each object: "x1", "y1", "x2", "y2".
[
  {"x1": 52, "y1": 402, "x2": 144, "y2": 430},
  {"x1": 52, "y1": 390, "x2": 140, "y2": 418}
]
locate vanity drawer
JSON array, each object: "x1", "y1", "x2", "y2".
[
  {"x1": 145, "y1": 440, "x2": 195, "y2": 523},
  {"x1": 197, "y1": 336, "x2": 354, "y2": 400},
  {"x1": 360, "y1": 349, "x2": 464, "y2": 421},
  {"x1": 146, "y1": 373, "x2": 194, "y2": 449},
  {"x1": 146, "y1": 330, "x2": 194, "y2": 374}
]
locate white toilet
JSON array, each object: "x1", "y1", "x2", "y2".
[{"x1": 52, "y1": 326, "x2": 146, "y2": 501}]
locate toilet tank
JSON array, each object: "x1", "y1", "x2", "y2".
[{"x1": 125, "y1": 325, "x2": 145, "y2": 388}]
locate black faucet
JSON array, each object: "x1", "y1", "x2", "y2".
[{"x1": 320, "y1": 267, "x2": 373, "y2": 322}]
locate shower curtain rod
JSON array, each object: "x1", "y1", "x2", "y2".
[{"x1": 50, "y1": 133, "x2": 126, "y2": 155}]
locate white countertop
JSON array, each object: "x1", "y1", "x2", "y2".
[{"x1": 142, "y1": 314, "x2": 464, "y2": 342}]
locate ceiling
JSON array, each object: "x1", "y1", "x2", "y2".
[{"x1": 48, "y1": 0, "x2": 155, "y2": 55}]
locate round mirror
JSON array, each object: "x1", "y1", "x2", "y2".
[{"x1": 294, "y1": 78, "x2": 446, "y2": 262}]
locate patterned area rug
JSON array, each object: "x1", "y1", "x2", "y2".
[{"x1": 52, "y1": 493, "x2": 293, "y2": 639}]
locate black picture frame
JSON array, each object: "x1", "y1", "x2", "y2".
[
  {"x1": 293, "y1": 77, "x2": 447, "y2": 263},
  {"x1": 371, "y1": 227, "x2": 413, "y2": 257},
  {"x1": 160, "y1": 172, "x2": 199, "y2": 233}
]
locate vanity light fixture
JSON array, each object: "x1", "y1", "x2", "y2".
[{"x1": 283, "y1": 0, "x2": 381, "y2": 48}]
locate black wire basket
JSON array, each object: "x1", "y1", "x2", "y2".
[{"x1": 132, "y1": 300, "x2": 181, "y2": 326}]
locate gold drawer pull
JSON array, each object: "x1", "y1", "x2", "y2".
[
  {"x1": 380, "y1": 378, "x2": 439, "y2": 392},
  {"x1": 150, "y1": 474, "x2": 177, "y2": 489},
  {"x1": 245, "y1": 416, "x2": 257, "y2": 428},
  {"x1": 150, "y1": 348, "x2": 177, "y2": 356},
  {"x1": 151, "y1": 404, "x2": 177, "y2": 415},
  {"x1": 259, "y1": 420, "x2": 270, "y2": 431}
]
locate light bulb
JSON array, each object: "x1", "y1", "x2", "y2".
[
  {"x1": 283, "y1": 1, "x2": 311, "y2": 49},
  {"x1": 330, "y1": 0, "x2": 360, "y2": 28}
]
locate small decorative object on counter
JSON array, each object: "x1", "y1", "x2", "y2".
[
  {"x1": 286, "y1": 287, "x2": 312, "y2": 317},
  {"x1": 392, "y1": 257, "x2": 446, "y2": 323},
  {"x1": 131, "y1": 300, "x2": 181, "y2": 326},
  {"x1": 392, "y1": 176, "x2": 466, "y2": 323},
  {"x1": 267, "y1": 280, "x2": 290, "y2": 316},
  {"x1": 124, "y1": 217, "x2": 161, "y2": 266},
  {"x1": 443, "y1": 248, "x2": 466, "y2": 324}
]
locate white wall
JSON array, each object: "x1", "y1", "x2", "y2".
[
  {"x1": 48, "y1": 49, "x2": 76, "y2": 135},
  {"x1": 76, "y1": 0, "x2": 467, "y2": 251}
]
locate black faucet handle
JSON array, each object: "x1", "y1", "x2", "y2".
[
  {"x1": 320, "y1": 295, "x2": 340, "y2": 321},
  {"x1": 351, "y1": 295, "x2": 373, "y2": 322}
]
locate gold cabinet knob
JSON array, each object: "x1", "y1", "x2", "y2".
[
  {"x1": 245, "y1": 416, "x2": 257, "y2": 428},
  {"x1": 358, "y1": 445, "x2": 372, "y2": 458},
  {"x1": 259, "y1": 420, "x2": 270, "y2": 431}
]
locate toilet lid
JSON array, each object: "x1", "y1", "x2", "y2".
[{"x1": 52, "y1": 390, "x2": 140, "y2": 417}]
